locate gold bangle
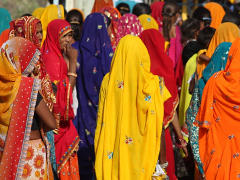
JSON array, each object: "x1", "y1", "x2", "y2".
[{"x1": 67, "y1": 72, "x2": 77, "y2": 78}]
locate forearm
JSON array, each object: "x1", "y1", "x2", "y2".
[
  {"x1": 159, "y1": 125, "x2": 166, "y2": 164},
  {"x1": 68, "y1": 58, "x2": 77, "y2": 89},
  {"x1": 172, "y1": 112, "x2": 183, "y2": 139}
]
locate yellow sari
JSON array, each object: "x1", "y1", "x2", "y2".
[
  {"x1": 40, "y1": 4, "x2": 64, "y2": 45},
  {"x1": 139, "y1": 14, "x2": 159, "y2": 31},
  {"x1": 179, "y1": 54, "x2": 197, "y2": 127},
  {"x1": 95, "y1": 35, "x2": 170, "y2": 180},
  {"x1": 32, "y1": 7, "x2": 45, "y2": 19}
]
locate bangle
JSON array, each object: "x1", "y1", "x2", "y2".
[
  {"x1": 176, "y1": 137, "x2": 187, "y2": 148},
  {"x1": 67, "y1": 72, "x2": 77, "y2": 78}
]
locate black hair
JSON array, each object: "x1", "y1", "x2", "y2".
[
  {"x1": 66, "y1": 9, "x2": 84, "y2": 24},
  {"x1": 182, "y1": 41, "x2": 203, "y2": 66},
  {"x1": 181, "y1": 18, "x2": 201, "y2": 44},
  {"x1": 21, "y1": 13, "x2": 32, "y2": 17},
  {"x1": 116, "y1": 3, "x2": 130, "y2": 16},
  {"x1": 132, "y1": 3, "x2": 151, "y2": 17},
  {"x1": 197, "y1": 26, "x2": 216, "y2": 49},
  {"x1": 162, "y1": 1, "x2": 180, "y2": 41},
  {"x1": 222, "y1": 12, "x2": 240, "y2": 27},
  {"x1": 192, "y1": 6, "x2": 211, "y2": 27},
  {"x1": 66, "y1": 9, "x2": 84, "y2": 41}
]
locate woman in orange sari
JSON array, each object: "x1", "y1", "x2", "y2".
[
  {"x1": 196, "y1": 37, "x2": 240, "y2": 179},
  {"x1": 204, "y1": 2, "x2": 225, "y2": 30},
  {"x1": 197, "y1": 22, "x2": 240, "y2": 79},
  {"x1": 92, "y1": 0, "x2": 113, "y2": 13}
]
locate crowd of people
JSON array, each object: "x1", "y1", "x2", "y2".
[{"x1": 0, "y1": 0, "x2": 240, "y2": 179}]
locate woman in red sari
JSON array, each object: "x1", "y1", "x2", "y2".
[
  {"x1": 9, "y1": 16, "x2": 60, "y2": 176},
  {"x1": 0, "y1": 37, "x2": 56, "y2": 179},
  {"x1": 41, "y1": 19, "x2": 80, "y2": 179},
  {"x1": 140, "y1": 29, "x2": 187, "y2": 180}
]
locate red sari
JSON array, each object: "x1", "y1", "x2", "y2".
[
  {"x1": 0, "y1": 37, "x2": 42, "y2": 179},
  {"x1": 41, "y1": 19, "x2": 80, "y2": 179},
  {"x1": 140, "y1": 29, "x2": 178, "y2": 180}
]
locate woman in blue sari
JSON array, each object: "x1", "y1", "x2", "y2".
[
  {"x1": 73, "y1": 13, "x2": 113, "y2": 180},
  {"x1": 186, "y1": 42, "x2": 232, "y2": 176},
  {"x1": 0, "y1": 8, "x2": 11, "y2": 34}
]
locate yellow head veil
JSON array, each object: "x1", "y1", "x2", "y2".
[
  {"x1": 32, "y1": 7, "x2": 45, "y2": 19},
  {"x1": 206, "y1": 22, "x2": 240, "y2": 58},
  {"x1": 139, "y1": 14, "x2": 159, "y2": 30},
  {"x1": 40, "y1": 4, "x2": 65, "y2": 45},
  {"x1": 95, "y1": 35, "x2": 169, "y2": 180}
]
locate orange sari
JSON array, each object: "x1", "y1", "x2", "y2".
[
  {"x1": 197, "y1": 22, "x2": 240, "y2": 79},
  {"x1": 196, "y1": 37, "x2": 240, "y2": 179},
  {"x1": 92, "y1": 0, "x2": 113, "y2": 13},
  {"x1": 204, "y1": 2, "x2": 225, "y2": 30}
]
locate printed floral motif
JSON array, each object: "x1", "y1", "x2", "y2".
[
  {"x1": 125, "y1": 136, "x2": 133, "y2": 144},
  {"x1": 35, "y1": 170, "x2": 40, "y2": 177},
  {"x1": 41, "y1": 169, "x2": 45, "y2": 175},
  {"x1": 88, "y1": 100, "x2": 92, "y2": 106},
  {"x1": 93, "y1": 67, "x2": 97, "y2": 74},
  {"x1": 34, "y1": 155, "x2": 44, "y2": 169},
  {"x1": 85, "y1": 129, "x2": 91, "y2": 136},
  {"x1": 98, "y1": 25, "x2": 102, "y2": 29},
  {"x1": 22, "y1": 163, "x2": 32, "y2": 178},
  {"x1": 26, "y1": 146, "x2": 34, "y2": 160},
  {"x1": 144, "y1": 95, "x2": 151, "y2": 102},
  {"x1": 107, "y1": 152, "x2": 113, "y2": 159},
  {"x1": 117, "y1": 81, "x2": 124, "y2": 89}
]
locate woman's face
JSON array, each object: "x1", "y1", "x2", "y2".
[
  {"x1": 36, "y1": 22, "x2": 43, "y2": 46},
  {"x1": 59, "y1": 31, "x2": 73, "y2": 50}
]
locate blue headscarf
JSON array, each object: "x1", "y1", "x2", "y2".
[
  {"x1": 186, "y1": 42, "x2": 231, "y2": 175},
  {"x1": 198, "y1": 42, "x2": 231, "y2": 99},
  {"x1": 0, "y1": 8, "x2": 11, "y2": 34},
  {"x1": 73, "y1": 13, "x2": 113, "y2": 178}
]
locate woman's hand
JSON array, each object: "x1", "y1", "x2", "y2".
[{"x1": 66, "y1": 43, "x2": 78, "y2": 63}]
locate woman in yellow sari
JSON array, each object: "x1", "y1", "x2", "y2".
[
  {"x1": 95, "y1": 35, "x2": 170, "y2": 180},
  {"x1": 139, "y1": 14, "x2": 159, "y2": 30},
  {"x1": 40, "y1": 4, "x2": 65, "y2": 44}
]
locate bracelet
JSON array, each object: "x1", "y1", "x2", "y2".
[
  {"x1": 176, "y1": 137, "x2": 187, "y2": 148},
  {"x1": 67, "y1": 72, "x2": 77, "y2": 78}
]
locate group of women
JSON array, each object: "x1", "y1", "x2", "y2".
[{"x1": 0, "y1": 0, "x2": 240, "y2": 179}]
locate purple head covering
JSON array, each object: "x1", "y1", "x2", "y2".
[{"x1": 73, "y1": 13, "x2": 113, "y2": 178}]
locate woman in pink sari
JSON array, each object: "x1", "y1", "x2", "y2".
[
  {"x1": 116, "y1": 13, "x2": 143, "y2": 47},
  {"x1": 41, "y1": 19, "x2": 80, "y2": 179}
]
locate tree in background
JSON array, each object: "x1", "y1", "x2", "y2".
[{"x1": 0, "y1": 0, "x2": 47, "y2": 18}]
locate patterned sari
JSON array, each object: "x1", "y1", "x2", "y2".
[
  {"x1": 99, "y1": 7, "x2": 121, "y2": 51},
  {"x1": 41, "y1": 19, "x2": 80, "y2": 179},
  {"x1": 0, "y1": 37, "x2": 42, "y2": 179},
  {"x1": 73, "y1": 13, "x2": 113, "y2": 180},
  {"x1": 186, "y1": 42, "x2": 232, "y2": 175},
  {"x1": 9, "y1": 15, "x2": 58, "y2": 174},
  {"x1": 116, "y1": 13, "x2": 143, "y2": 47},
  {"x1": 95, "y1": 35, "x2": 169, "y2": 180}
]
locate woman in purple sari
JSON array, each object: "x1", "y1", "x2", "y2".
[{"x1": 73, "y1": 13, "x2": 113, "y2": 180}]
